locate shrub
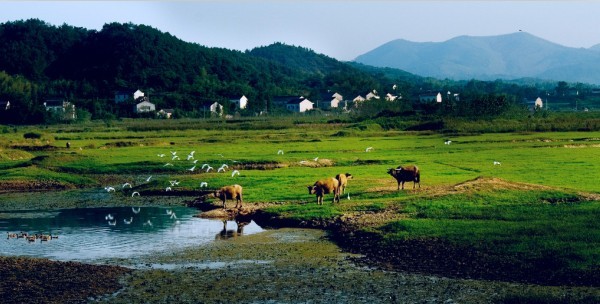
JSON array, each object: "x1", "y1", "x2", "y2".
[{"x1": 23, "y1": 132, "x2": 42, "y2": 139}]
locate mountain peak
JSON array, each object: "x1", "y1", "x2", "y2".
[{"x1": 354, "y1": 33, "x2": 600, "y2": 84}]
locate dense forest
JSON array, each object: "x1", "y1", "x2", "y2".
[{"x1": 0, "y1": 19, "x2": 598, "y2": 125}]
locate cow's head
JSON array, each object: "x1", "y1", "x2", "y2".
[{"x1": 307, "y1": 185, "x2": 316, "y2": 194}]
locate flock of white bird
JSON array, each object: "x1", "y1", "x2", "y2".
[{"x1": 102, "y1": 149, "x2": 243, "y2": 206}]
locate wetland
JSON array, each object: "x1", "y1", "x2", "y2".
[{"x1": 1, "y1": 121, "x2": 599, "y2": 303}]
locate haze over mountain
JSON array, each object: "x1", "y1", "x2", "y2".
[{"x1": 354, "y1": 32, "x2": 600, "y2": 84}]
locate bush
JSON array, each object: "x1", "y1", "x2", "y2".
[{"x1": 23, "y1": 132, "x2": 42, "y2": 139}]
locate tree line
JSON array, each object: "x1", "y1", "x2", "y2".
[{"x1": 0, "y1": 19, "x2": 597, "y2": 125}]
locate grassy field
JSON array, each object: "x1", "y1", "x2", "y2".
[{"x1": 1, "y1": 118, "x2": 599, "y2": 291}]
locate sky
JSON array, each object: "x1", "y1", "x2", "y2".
[{"x1": 2, "y1": 1, "x2": 600, "y2": 61}]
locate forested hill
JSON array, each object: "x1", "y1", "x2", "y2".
[
  {"x1": 0, "y1": 19, "x2": 389, "y2": 113},
  {"x1": 0, "y1": 19, "x2": 303, "y2": 98}
]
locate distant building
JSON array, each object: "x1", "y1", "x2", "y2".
[
  {"x1": 230, "y1": 95, "x2": 248, "y2": 110},
  {"x1": 272, "y1": 95, "x2": 300, "y2": 108},
  {"x1": 134, "y1": 99, "x2": 156, "y2": 113},
  {"x1": 366, "y1": 90, "x2": 380, "y2": 100},
  {"x1": 320, "y1": 92, "x2": 344, "y2": 109},
  {"x1": 385, "y1": 93, "x2": 398, "y2": 101},
  {"x1": 286, "y1": 97, "x2": 313, "y2": 113},
  {"x1": 115, "y1": 89, "x2": 144, "y2": 103},
  {"x1": 419, "y1": 92, "x2": 442, "y2": 103},
  {"x1": 524, "y1": 97, "x2": 544, "y2": 111},
  {"x1": 44, "y1": 98, "x2": 76, "y2": 120},
  {"x1": 353, "y1": 95, "x2": 365, "y2": 103},
  {"x1": 200, "y1": 101, "x2": 223, "y2": 117}
]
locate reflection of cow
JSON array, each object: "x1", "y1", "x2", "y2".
[{"x1": 215, "y1": 220, "x2": 251, "y2": 240}]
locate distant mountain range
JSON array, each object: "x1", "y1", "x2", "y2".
[{"x1": 354, "y1": 32, "x2": 600, "y2": 84}]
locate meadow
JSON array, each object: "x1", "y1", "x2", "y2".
[{"x1": 1, "y1": 118, "x2": 599, "y2": 292}]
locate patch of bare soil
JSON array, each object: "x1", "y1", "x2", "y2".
[
  {"x1": 0, "y1": 256, "x2": 131, "y2": 304},
  {"x1": 294, "y1": 158, "x2": 335, "y2": 167},
  {"x1": 0, "y1": 180, "x2": 75, "y2": 193}
]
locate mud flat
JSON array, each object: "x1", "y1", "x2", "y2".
[{"x1": 96, "y1": 228, "x2": 598, "y2": 304}]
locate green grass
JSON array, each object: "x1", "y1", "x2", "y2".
[{"x1": 377, "y1": 190, "x2": 599, "y2": 270}]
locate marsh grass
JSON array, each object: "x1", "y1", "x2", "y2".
[{"x1": 377, "y1": 189, "x2": 599, "y2": 270}]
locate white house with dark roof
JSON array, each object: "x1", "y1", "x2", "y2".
[
  {"x1": 286, "y1": 97, "x2": 313, "y2": 113},
  {"x1": 419, "y1": 92, "x2": 442, "y2": 103},
  {"x1": 200, "y1": 101, "x2": 223, "y2": 117},
  {"x1": 134, "y1": 100, "x2": 156, "y2": 113}
]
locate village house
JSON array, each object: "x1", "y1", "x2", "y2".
[
  {"x1": 115, "y1": 89, "x2": 145, "y2": 103},
  {"x1": 525, "y1": 97, "x2": 544, "y2": 111},
  {"x1": 286, "y1": 97, "x2": 313, "y2": 113},
  {"x1": 366, "y1": 90, "x2": 380, "y2": 100},
  {"x1": 419, "y1": 92, "x2": 443, "y2": 103},
  {"x1": 134, "y1": 98, "x2": 156, "y2": 113},
  {"x1": 230, "y1": 95, "x2": 248, "y2": 110},
  {"x1": 385, "y1": 93, "x2": 398, "y2": 101},
  {"x1": 319, "y1": 92, "x2": 344, "y2": 109},
  {"x1": 353, "y1": 95, "x2": 365, "y2": 103},
  {"x1": 44, "y1": 98, "x2": 76, "y2": 120},
  {"x1": 200, "y1": 101, "x2": 223, "y2": 117}
]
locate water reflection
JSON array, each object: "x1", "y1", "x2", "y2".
[{"x1": 0, "y1": 206, "x2": 263, "y2": 262}]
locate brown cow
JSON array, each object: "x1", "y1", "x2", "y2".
[
  {"x1": 387, "y1": 165, "x2": 420, "y2": 190},
  {"x1": 214, "y1": 184, "x2": 243, "y2": 208},
  {"x1": 335, "y1": 173, "x2": 353, "y2": 194},
  {"x1": 308, "y1": 177, "x2": 340, "y2": 204}
]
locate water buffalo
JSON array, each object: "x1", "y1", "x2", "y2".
[
  {"x1": 308, "y1": 177, "x2": 340, "y2": 204},
  {"x1": 387, "y1": 165, "x2": 420, "y2": 190},
  {"x1": 214, "y1": 184, "x2": 243, "y2": 208}
]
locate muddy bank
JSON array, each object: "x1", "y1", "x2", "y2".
[
  {"x1": 95, "y1": 228, "x2": 600, "y2": 304},
  {"x1": 0, "y1": 256, "x2": 131, "y2": 304}
]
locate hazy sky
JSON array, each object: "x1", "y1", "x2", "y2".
[{"x1": 2, "y1": 1, "x2": 600, "y2": 61}]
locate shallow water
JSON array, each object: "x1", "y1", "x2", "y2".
[{"x1": 0, "y1": 206, "x2": 263, "y2": 262}]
